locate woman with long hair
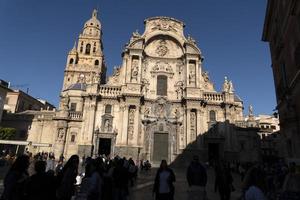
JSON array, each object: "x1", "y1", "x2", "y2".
[
  {"x1": 56, "y1": 155, "x2": 79, "y2": 200},
  {"x1": 153, "y1": 160, "x2": 176, "y2": 200}
]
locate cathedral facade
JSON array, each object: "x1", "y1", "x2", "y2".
[{"x1": 26, "y1": 10, "x2": 245, "y2": 163}]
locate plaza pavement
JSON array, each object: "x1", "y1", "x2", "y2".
[{"x1": 130, "y1": 167, "x2": 243, "y2": 200}]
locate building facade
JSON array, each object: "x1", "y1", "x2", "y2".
[
  {"x1": 24, "y1": 10, "x2": 250, "y2": 163},
  {"x1": 262, "y1": 0, "x2": 300, "y2": 159}
]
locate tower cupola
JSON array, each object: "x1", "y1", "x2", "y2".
[{"x1": 82, "y1": 9, "x2": 101, "y2": 37}]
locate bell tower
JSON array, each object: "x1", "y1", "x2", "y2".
[{"x1": 62, "y1": 9, "x2": 106, "y2": 91}]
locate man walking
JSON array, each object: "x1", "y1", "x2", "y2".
[{"x1": 186, "y1": 155, "x2": 207, "y2": 200}]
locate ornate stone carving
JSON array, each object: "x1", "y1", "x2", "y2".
[
  {"x1": 128, "y1": 107, "x2": 135, "y2": 140},
  {"x1": 57, "y1": 128, "x2": 65, "y2": 142},
  {"x1": 155, "y1": 40, "x2": 169, "y2": 57},
  {"x1": 228, "y1": 81, "x2": 234, "y2": 93},
  {"x1": 187, "y1": 35, "x2": 196, "y2": 44},
  {"x1": 131, "y1": 59, "x2": 139, "y2": 81},
  {"x1": 151, "y1": 61, "x2": 174, "y2": 77},
  {"x1": 202, "y1": 71, "x2": 210, "y2": 82},
  {"x1": 190, "y1": 111, "x2": 196, "y2": 141},
  {"x1": 175, "y1": 81, "x2": 184, "y2": 99},
  {"x1": 141, "y1": 79, "x2": 150, "y2": 95},
  {"x1": 151, "y1": 19, "x2": 178, "y2": 32},
  {"x1": 222, "y1": 76, "x2": 229, "y2": 92}
]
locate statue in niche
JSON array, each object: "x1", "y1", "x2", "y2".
[
  {"x1": 189, "y1": 71, "x2": 196, "y2": 84},
  {"x1": 176, "y1": 86, "x2": 183, "y2": 99},
  {"x1": 131, "y1": 60, "x2": 139, "y2": 80},
  {"x1": 190, "y1": 112, "x2": 196, "y2": 127},
  {"x1": 104, "y1": 119, "x2": 110, "y2": 132},
  {"x1": 128, "y1": 126, "x2": 134, "y2": 140},
  {"x1": 57, "y1": 128, "x2": 65, "y2": 140},
  {"x1": 222, "y1": 76, "x2": 230, "y2": 92},
  {"x1": 158, "y1": 104, "x2": 165, "y2": 118},
  {"x1": 129, "y1": 108, "x2": 135, "y2": 124}
]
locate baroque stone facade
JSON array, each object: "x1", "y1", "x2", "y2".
[{"x1": 25, "y1": 10, "x2": 247, "y2": 163}]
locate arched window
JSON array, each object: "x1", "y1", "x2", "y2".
[
  {"x1": 209, "y1": 110, "x2": 216, "y2": 122},
  {"x1": 105, "y1": 104, "x2": 112, "y2": 114},
  {"x1": 85, "y1": 44, "x2": 91, "y2": 54},
  {"x1": 69, "y1": 58, "x2": 74, "y2": 64},
  {"x1": 95, "y1": 60, "x2": 99, "y2": 65},
  {"x1": 93, "y1": 47, "x2": 96, "y2": 53},
  {"x1": 157, "y1": 75, "x2": 168, "y2": 96}
]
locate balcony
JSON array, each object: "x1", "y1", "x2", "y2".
[
  {"x1": 203, "y1": 92, "x2": 224, "y2": 102},
  {"x1": 99, "y1": 86, "x2": 121, "y2": 97},
  {"x1": 68, "y1": 111, "x2": 83, "y2": 120}
]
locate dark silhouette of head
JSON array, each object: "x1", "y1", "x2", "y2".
[
  {"x1": 34, "y1": 160, "x2": 46, "y2": 174},
  {"x1": 160, "y1": 160, "x2": 168, "y2": 170},
  {"x1": 63, "y1": 155, "x2": 79, "y2": 172},
  {"x1": 10, "y1": 154, "x2": 30, "y2": 173}
]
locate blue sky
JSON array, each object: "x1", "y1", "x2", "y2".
[{"x1": 0, "y1": 0, "x2": 275, "y2": 115}]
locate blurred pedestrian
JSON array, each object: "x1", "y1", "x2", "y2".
[
  {"x1": 186, "y1": 155, "x2": 207, "y2": 200},
  {"x1": 56, "y1": 155, "x2": 79, "y2": 200},
  {"x1": 24, "y1": 160, "x2": 57, "y2": 200},
  {"x1": 214, "y1": 161, "x2": 233, "y2": 200},
  {"x1": 1, "y1": 155, "x2": 30, "y2": 200},
  {"x1": 153, "y1": 160, "x2": 176, "y2": 200}
]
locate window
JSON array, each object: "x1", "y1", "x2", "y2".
[
  {"x1": 157, "y1": 75, "x2": 168, "y2": 96},
  {"x1": 70, "y1": 103, "x2": 77, "y2": 111},
  {"x1": 105, "y1": 104, "x2": 112, "y2": 114},
  {"x1": 93, "y1": 47, "x2": 96, "y2": 53},
  {"x1": 95, "y1": 60, "x2": 99, "y2": 65},
  {"x1": 69, "y1": 58, "x2": 74, "y2": 64},
  {"x1": 70, "y1": 134, "x2": 76, "y2": 142},
  {"x1": 209, "y1": 110, "x2": 216, "y2": 122},
  {"x1": 85, "y1": 44, "x2": 91, "y2": 54}
]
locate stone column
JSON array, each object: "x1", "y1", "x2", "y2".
[
  {"x1": 121, "y1": 105, "x2": 129, "y2": 145},
  {"x1": 138, "y1": 56, "x2": 142, "y2": 83},
  {"x1": 196, "y1": 60, "x2": 200, "y2": 87},
  {"x1": 186, "y1": 109, "x2": 191, "y2": 145},
  {"x1": 186, "y1": 59, "x2": 189, "y2": 86}
]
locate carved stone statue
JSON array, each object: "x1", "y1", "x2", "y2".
[
  {"x1": 131, "y1": 60, "x2": 139, "y2": 80},
  {"x1": 57, "y1": 128, "x2": 65, "y2": 141},
  {"x1": 249, "y1": 105, "x2": 253, "y2": 116},
  {"x1": 202, "y1": 71, "x2": 210, "y2": 82},
  {"x1": 144, "y1": 106, "x2": 150, "y2": 116},
  {"x1": 222, "y1": 76, "x2": 229, "y2": 92},
  {"x1": 104, "y1": 119, "x2": 110, "y2": 132},
  {"x1": 228, "y1": 81, "x2": 234, "y2": 93},
  {"x1": 189, "y1": 71, "x2": 196, "y2": 84}
]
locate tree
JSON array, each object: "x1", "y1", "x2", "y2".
[{"x1": 0, "y1": 127, "x2": 16, "y2": 140}]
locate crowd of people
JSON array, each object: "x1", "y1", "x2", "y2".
[
  {"x1": 0, "y1": 151, "x2": 299, "y2": 200},
  {"x1": 0, "y1": 153, "x2": 138, "y2": 200}
]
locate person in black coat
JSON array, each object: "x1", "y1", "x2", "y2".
[
  {"x1": 186, "y1": 155, "x2": 207, "y2": 200},
  {"x1": 153, "y1": 160, "x2": 176, "y2": 200},
  {"x1": 24, "y1": 160, "x2": 57, "y2": 200}
]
